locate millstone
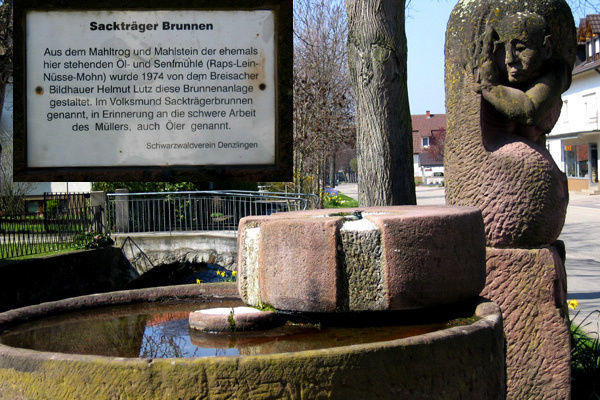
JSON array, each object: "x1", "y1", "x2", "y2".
[{"x1": 238, "y1": 206, "x2": 486, "y2": 313}]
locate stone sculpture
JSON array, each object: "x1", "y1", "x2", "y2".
[
  {"x1": 445, "y1": 0, "x2": 576, "y2": 247},
  {"x1": 446, "y1": 1, "x2": 576, "y2": 398}
]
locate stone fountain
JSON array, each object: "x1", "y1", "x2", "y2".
[{"x1": 0, "y1": 205, "x2": 505, "y2": 399}]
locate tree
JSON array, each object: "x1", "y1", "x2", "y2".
[
  {"x1": 92, "y1": 182, "x2": 198, "y2": 193},
  {"x1": 345, "y1": 0, "x2": 416, "y2": 206},
  {"x1": 426, "y1": 127, "x2": 446, "y2": 162},
  {"x1": 570, "y1": 0, "x2": 599, "y2": 14},
  {"x1": 0, "y1": 0, "x2": 12, "y2": 120},
  {"x1": 1, "y1": 130, "x2": 32, "y2": 215},
  {"x1": 0, "y1": 0, "x2": 31, "y2": 215},
  {"x1": 293, "y1": 0, "x2": 355, "y2": 196}
]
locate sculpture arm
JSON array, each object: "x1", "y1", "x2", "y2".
[{"x1": 481, "y1": 72, "x2": 562, "y2": 126}]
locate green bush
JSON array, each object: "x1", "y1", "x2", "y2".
[
  {"x1": 73, "y1": 232, "x2": 114, "y2": 249},
  {"x1": 570, "y1": 302, "x2": 600, "y2": 400}
]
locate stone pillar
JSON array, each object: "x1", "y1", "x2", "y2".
[
  {"x1": 482, "y1": 243, "x2": 570, "y2": 400},
  {"x1": 114, "y1": 189, "x2": 129, "y2": 233}
]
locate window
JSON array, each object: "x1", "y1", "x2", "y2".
[
  {"x1": 588, "y1": 40, "x2": 594, "y2": 61},
  {"x1": 564, "y1": 144, "x2": 589, "y2": 178},
  {"x1": 596, "y1": 38, "x2": 600, "y2": 60},
  {"x1": 422, "y1": 137, "x2": 430, "y2": 147}
]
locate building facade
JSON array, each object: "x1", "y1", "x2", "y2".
[
  {"x1": 412, "y1": 111, "x2": 446, "y2": 183},
  {"x1": 548, "y1": 15, "x2": 600, "y2": 193}
]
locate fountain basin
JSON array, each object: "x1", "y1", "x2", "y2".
[
  {"x1": 239, "y1": 206, "x2": 486, "y2": 312},
  {"x1": 0, "y1": 284, "x2": 505, "y2": 399}
]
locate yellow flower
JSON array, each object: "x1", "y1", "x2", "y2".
[
  {"x1": 232, "y1": 271, "x2": 237, "y2": 277},
  {"x1": 568, "y1": 299, "x2": 579, "y2": 310},
  {"x1": 196, "y1": 279, "x2": 202, "y2": 284}
]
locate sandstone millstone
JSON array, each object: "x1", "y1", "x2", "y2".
[
  {"x1": 189, "y1": 307, "x2": 282, "y2": 332},
  {"x1": 238, "y1": 206, "x2": 486, "y2": 313}
]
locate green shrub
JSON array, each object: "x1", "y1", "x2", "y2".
[
  {"x1": 570, "y1": 301, "x2": 600, "y2": 400},
  {"x1": 73, "y1": 232, "x2": 114, "y2": 249}
]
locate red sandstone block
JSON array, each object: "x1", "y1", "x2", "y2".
[
  {"x1": 367, "y1": 207, "x2": 486, "y2": 309},
  {"x1": 237, "y1": 206, "x2": 486, "y2": 313},
  {"x1": 482, "y1": 245, "x2": 570, "y2": 400},
  {"x1": 258, "y1": 217, "x2": 341, "y2": 312}
]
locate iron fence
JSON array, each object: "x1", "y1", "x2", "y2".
[
  {"x1": 0, "y1": 205, "x2": 104, "y2": 259},
  {"x1": 106, "y1": 190, "x2": 319, "y2": 233},
  {"x1": 43, "y1": 192, "x2": 91, "y2": 213}
]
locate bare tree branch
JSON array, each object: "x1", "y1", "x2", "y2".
[{"x1": 292, "y1": 0, "x2": 355, "y2": 196}]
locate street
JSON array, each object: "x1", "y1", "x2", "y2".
[{"x1": 336, "y1": 183, "x2": 600, "y2": 334}]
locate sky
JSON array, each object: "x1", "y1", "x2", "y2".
[
  {"x1": 405, "y1": 0, "x2": 592, "y2": 116},
  {"x1": 406, "y1": 0, "x2": 455, "y2": 116}
]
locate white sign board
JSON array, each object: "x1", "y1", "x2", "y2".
[{"x1": 26, "y1": 10, "x2": 276, "y2": 167}]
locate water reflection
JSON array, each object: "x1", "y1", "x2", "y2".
[
  {"x1": 0, "y1": 300, "x2": 454, "y2": 359},
  {"x1": 140, "y1": 318, "x2": 239, "y2": 358}
]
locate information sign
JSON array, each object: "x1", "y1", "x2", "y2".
[{"x1": 13, "y1": 1, "x2": 292, "y2": 181}]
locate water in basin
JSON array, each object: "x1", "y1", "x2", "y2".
[{"x1": 0, "y1": 299, "x2": 471, "y2": 358}]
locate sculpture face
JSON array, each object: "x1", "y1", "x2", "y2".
[
  {"x1": 496, "y1": 14, "x2": 551, "y2": 85},
  {"x1": 503, "y1": 36, "x2": 545, "y2": 84}
]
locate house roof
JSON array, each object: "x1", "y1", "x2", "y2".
[
  {"x1": 573, "y1": 15, "x2": 600, "y2": 75},
  {"x1": 573, "y1": 58, "x2": 600, "y2": 75},
  {"x1": 578, "y1": 15, "x2": 600, "y2": 42},
  {"x1": 411, "y1": 113, "x2": 446, "y2": 138}
]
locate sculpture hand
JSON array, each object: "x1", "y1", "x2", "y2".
[
  {"x1": 478, "y1": 59, "x2": 498, "y2": 90},
  {"x1": 481, "y1": 25, "x2": 497, "y2": 61},
  {"x1": 473, "y1": 25, "x2": 499, "y2": 92}
]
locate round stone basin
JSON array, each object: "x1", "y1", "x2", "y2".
[
  {"x1": 238, "y1": 206, "x2": 486, "y2": 312},
  {"x1": 0, "y1": 284, "x2": 505, "y2": 399}
]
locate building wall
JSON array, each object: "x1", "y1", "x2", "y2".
[
  {"x1": 548, "y1": 69, "x2": 600, "y2": 190},
  {"x1": 553, "y1": 70, "x2": 600, "y2": 135},
  {"x1": 413, "y1": 155, "x2": 422, "y2": 177},
  {"x1": 547, "y1": 138, "x2": 563, "y2": 172},
  {"x1": 411, "y1": 113, "x2": 446, "y2": 178}
]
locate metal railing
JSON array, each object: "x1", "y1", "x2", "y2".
[
  {"x1": 106, "y1": 190, "x2": 319, "y2": 233},
  {"x1": 0, "y1": 205, "x2": 103, "y2": 259},
  {"x1": 43, "y1": 192, "x2": 91, "y2": 214}
]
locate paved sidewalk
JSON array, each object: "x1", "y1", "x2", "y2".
[
  {"x1": 335, "y1": 183, "x2": 445, "y2": 205},
  {"x1": 334, "y1": 183, "x2": 600, "y2": 334},
  {"x1": 562, "y1": 192, "x2": 600, "y2": 334}
]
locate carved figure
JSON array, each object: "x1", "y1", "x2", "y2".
[
  {"x1": 445, "y1": 0, "x2": 576, "y2": 247},
  {"x1": 478, "y1": 12, "x2": 569, "y2": 146}
]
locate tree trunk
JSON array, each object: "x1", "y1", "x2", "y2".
[
  {"x1": 345, "y1": 0, "x2": 415, "y2": 206},
  {"x1": 0, "y1": 0, "x2": 13, "y2": 122},
  {"x1": 329, "y1": 151, "x2": 336, "y2": 187}
]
